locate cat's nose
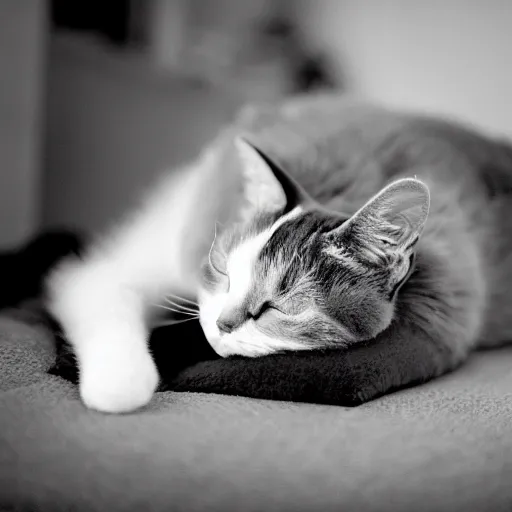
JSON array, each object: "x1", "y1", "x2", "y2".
[{"x1": 216, "y1": 318, "x2": 235, "y2": 334}]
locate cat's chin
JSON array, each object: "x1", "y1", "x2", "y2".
[
  {"x1": 199, "y1": 319, "x2": 278, "y2": 358},
  {"x1": 202, "y1": 333, "x2": 229, "y2": 358},
  {"x1": 200, "y1": 329, "x2": 258, "y2": 358},
  {"x1": 208, "y1": 335, "x2": 272, "y2": 358},
  {"x1": 205, "y1": 322, "x2": 314, "y2": 358}
]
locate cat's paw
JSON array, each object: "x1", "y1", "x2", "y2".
[{"x1": 79, "y1": 343, "x2": 160, "y2": 414}]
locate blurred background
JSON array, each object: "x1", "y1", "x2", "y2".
[{"x1": 1, "y1": 0, "x2": 512, "y2": 251}]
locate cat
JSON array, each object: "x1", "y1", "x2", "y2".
[{"x1": 46, "y1": 93, "x2": 512, "y2": 413}]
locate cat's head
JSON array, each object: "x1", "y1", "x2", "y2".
[{"x1": 198, "y1": 138, "x2": 430, "y2": 358}]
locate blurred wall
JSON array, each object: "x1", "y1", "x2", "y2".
[
  {"x1": 43, "y1": 36, "x2": 241, "y2": 235},
  {"x1": 298, "y1": 0, "x2": 512, "y2": 137},
  {"x1": 44, "y1": 1, "x2": 512, "y2": 237},
  {"x1": 0, "y1": 1, "x2": 45, "y2": 248}
]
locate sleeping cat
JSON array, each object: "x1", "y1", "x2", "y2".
[{"x1": 46, "y1": 94, "x2": 512, "y2": 413}]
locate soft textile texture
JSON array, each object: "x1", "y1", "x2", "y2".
[{"x1": 1, "y1": 315, "x2": 512, "y2": 512}]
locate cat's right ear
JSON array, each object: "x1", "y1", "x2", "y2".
[{"x1": 235, "y1": 138, "x2": 314, "y2": 218}]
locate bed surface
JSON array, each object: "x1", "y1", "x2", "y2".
[{"x1": 1, "y1": 314, "x2": 512, "y2": 512}]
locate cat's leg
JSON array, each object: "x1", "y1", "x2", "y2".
[
  {"x1": 46, "y1": 135, "x2": 239, "y2": 413},
  {"x1": 47, "y1": 257, "x2": 162, "y2": 413}
]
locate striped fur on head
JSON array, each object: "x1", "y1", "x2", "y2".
[{"x1": 198, "y1": 139, "x2": 430, "y2": 358}]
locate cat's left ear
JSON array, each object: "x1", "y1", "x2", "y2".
[
  {"x1": 324, "y1": 178, "x2": 430, "y2": 265},
  {"x1": 235, "y1": 137, "x2": 313, "y2": 217}
]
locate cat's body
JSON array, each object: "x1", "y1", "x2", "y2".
[
  {"x1": 47, "y1": 94, "x2": 512, "y2": 413},
  {"x1": 243, "y1": 98, "x2": 512, "y2": 349}
]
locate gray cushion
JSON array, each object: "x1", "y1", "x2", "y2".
[{"x1": 1, "y1": 315, "x2": 511, "y2": 512}]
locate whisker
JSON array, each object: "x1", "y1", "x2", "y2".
[
  {"x1": 153, "y1": 304, "x2": 199, "y2": 317},
  {"x1": 152, "y1": 317, "x2": 199, "y2": 328},
  {"x1": 164, "y1": 298, "x2": 198, "y2": 314},
  {"x1": 166, "y1": 292, "x2": 198, "y2": 307}
]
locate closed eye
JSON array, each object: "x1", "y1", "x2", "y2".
[{"x1": 251, "y1": 301, "x2": 283, "y2": 320}]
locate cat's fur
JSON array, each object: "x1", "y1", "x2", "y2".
[{"x1": 46, "y1": 94, "x2": 512, "y2": 413}]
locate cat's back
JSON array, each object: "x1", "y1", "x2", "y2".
[
  {"x1": 235, "y1": 94, "x2": 512, "y2": 346},
  {"x1": 234, "y1": 93, "x2": 512, "y2": 248},
  {"x1": 237, "y1": 95, "x2": 410, "y2": 207},
  {"x1": 237, "y1": 93, "x2": 512, "y2": 211}
]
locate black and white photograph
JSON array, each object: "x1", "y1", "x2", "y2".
[{"x1": 0, "y1": 1, "x2": 511, "y2": 511}]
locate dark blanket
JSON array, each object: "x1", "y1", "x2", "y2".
[
  {"x1": 50, "y1": 319, "x2": 432, "y2": 407},
  {"x1": 0, "y1": 230, "x2": 83, "y2": 310}
]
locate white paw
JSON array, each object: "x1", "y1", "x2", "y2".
[
  {"x1": 79, "y1": 343, "x2": 159, "y2": 414},
  {"x1": 46, "y1": 258, "x2": 160, "y2": 412}
]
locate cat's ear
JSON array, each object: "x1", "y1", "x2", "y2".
[
  {"x1": 324, "y1": 178, "x2": 430, "y2": 265},
  {"x1": 235, "y1": 137, "x2": 313, "y2": 217}
]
